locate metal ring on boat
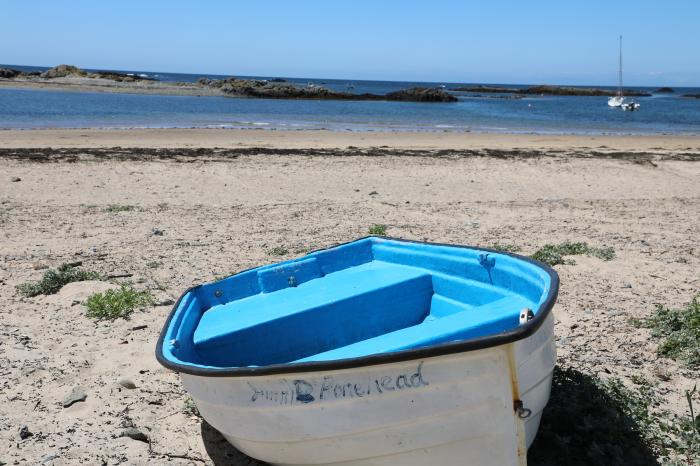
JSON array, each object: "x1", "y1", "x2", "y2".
[{"x1": 513, "y1": 399, "x2": 532, "y2": 419}]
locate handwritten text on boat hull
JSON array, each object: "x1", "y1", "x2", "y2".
[{"x1": 248, "y1": 362, "x2": 428, "y2": 405}]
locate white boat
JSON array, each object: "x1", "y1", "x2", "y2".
[
  {"x1": 608, "y1": 95, "x2": 624, "y2": 107},
  {"x1": 157, "y1": 237, "x2": 559, "y2": 466},
  {"x1": 622, "y1": 101, "x2": 640, "y2": 111},
  {"x1": 608, "y1": 36, "x2": 626, "y2": 107}
]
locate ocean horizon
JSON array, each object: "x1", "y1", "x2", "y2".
[{"x1": 2, "y1": 64, "x2": 699, "y2": 135}]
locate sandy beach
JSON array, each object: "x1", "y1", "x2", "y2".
[
  {"x1": 1, "y1": 129, "x2": 699, "y2": 465},
  {"x1": 3, "y1": 127, "x2": 700, "y2": 151}
]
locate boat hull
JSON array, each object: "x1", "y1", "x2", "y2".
[
  {"x1": 608, "y1": 96, "x2": 624, "y2": 107},
  {"x1": 182, "y1": 313, "x2": 556, "y2": 466}
]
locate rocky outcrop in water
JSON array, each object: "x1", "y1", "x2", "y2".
[
  {"x1": 520, "y1": 85, "x2": 651, "y2": 97},
  {"x1": 36, "y1": 64, "x2": 154, "y2": 82},
  {"x1": 682, "y1": 94, "x2": 700, "y2": 99},
  {"x1": 452, "y1": 84, "x2": 651, "y2": 97},
  {"x1": 0, "y1": 67, "x2": 24, "y2": 79},
  {"x1": 655, "y1": 87, "x2": 674, "y2": 93},
  {"x1": 198, "y1": 77, "x2": 457, "y2": 102},
  {"x1": 451, "y1": 85, "x2": 520, "y2": 93},
  {"x1": 205, "y1": 77, "x2": 347, "y2": 99},
  {"x1": 41, "y1": 64, "x2": 86, "y2": 78},
  {"x1": 385, "y1": 87, "x2": 457, "y2": 102}
]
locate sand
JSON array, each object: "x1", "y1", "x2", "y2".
[
  {"x1": 1, "y1": 129, "x2": 699, "y2": 465},
  {"x1": 2, "y1": 127, "x2": 700, "y2": 152}
]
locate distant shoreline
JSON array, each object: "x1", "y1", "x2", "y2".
[
  {"x1": 1, "y1": 78, "x2": 679, "y2": 99},
  {"x1": 2, "y1": 64, "x2": 691, "y2": 99},
  {"x1": 0, "y1": 65, "x2": 457, "y2": 102},
  {"x1": 0, "y1": 79, "x2": 225, "y2": 97}
]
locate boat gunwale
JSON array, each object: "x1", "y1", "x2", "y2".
[{"x1": 155, "y1": 236, "x2": 559, "y2": 378}]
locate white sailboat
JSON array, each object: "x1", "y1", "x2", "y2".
[
  {"x1": 608, "y1": 36, "x2": 640, "y2": 110},
  {"x1": 608, "y1": 36, "x2": 625, "y2": 107}
]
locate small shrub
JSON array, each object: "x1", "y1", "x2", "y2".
[
  {"x1": 105, "y1": 204, "x2": 135, "y2": 213},
  {"x1": 268, "y1": 246, "x2": 289, "y2": 256},
  {"x1": 531, "y1": 241, "x2": 615, "y2": 266},
  {"x1": 490, "y1": 244, "x2": 521, "y2": 253},
  {"x1": 85, "y1": 283, "x2": 155, "y2": 320},
  {"x1": 368, "y1": 224, "x2": 387, "y2": 235},
  {"x1": 590, "y1": 245, "x2": 616, "y2": 261},
  {"x1": 145, "y1": 261, "x2": 162, "y2": 269},
  {"x1": 16, "y1": 264, "x2": 102, "y2": 297},
  {"x1": 183, "y1": 396, "x2": 200, "y2": 417},
  {"x1": 632, "y1": 294, "x2": 700, "y2": 368}
]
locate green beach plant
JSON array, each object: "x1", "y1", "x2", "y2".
[
  {"x1": 183, "y1": 396, "x2": 201, "y2": 417},
  {"x1": 85, "y1": 283, "x2": 155, "y2": 320},
  {"x1": 16, "y1": 263, "x2": 102, "y2": 297},
  {"x1": 368, "y1": 224, "x2": 387, "y2": 235},
  {"x1": 268, "y1": 246, "x2": 289, "y2": 256},
  {"x1": 530, "y1": 241, "x2": 615, "y2": 266},
  {"x1": 631, "y1": 294, "x2": 700, "y2": 369},
  {"x1": 105, "y1": 204, "x2": 136, "y2": 213},
  {"x1": 489, "y1": 244, "x2": 521, "y2": 253}
]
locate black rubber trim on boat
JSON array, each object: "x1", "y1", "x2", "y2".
[{"x1": 155, "y1": 236, "x2": 560, "y2": 377}]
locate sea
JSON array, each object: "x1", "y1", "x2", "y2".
[{"x1": 1, "y1": 64, "x2": 699, "y2": 135}]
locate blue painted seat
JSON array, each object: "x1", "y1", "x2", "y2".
[
  {"x1": 294, "y1": 296, "x2": 530, "y2": 362},
  {"x1": 193, "y1": 261, "x2": 435, "y2": 367}
]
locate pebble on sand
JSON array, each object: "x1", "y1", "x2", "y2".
[
  {"x1": 62, "y1": 386, "x2": 87, "y2": 408},
  {"x1": 117, "y1": 376, "x2": 137, "y2": 389},
  {"x1": 40, "y1": 453, "x2": 58, "y2": 464},
  {"x1": 18, "y1": 425, "x2": 33, "y2": 440},
  {"x1": 119, "y1": 427, "x2": 149, "y2": 443}
]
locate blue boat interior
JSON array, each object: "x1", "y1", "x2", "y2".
[{"x1": 161, "y1": 237, "x2": 554, "y2": 369}]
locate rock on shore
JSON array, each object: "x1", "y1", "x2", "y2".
[
  {"x1": 0, "y1": 64, "x2": 154, "y2": 83},
  {"x1": 40, "y1": 64, "x2": 87, "y2": 78}
]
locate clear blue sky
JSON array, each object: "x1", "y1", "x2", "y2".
[{"x1": 3, "y1": 0, "x2": 699, "y2": 86}]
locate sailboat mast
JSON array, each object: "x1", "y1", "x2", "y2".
[{"x1": 618, "y1": 35, "x2": 623, "y2": 97}]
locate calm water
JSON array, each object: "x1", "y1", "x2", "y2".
[{"x1": 1, "y1": 64, "x2": 699, "y2": 134}]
